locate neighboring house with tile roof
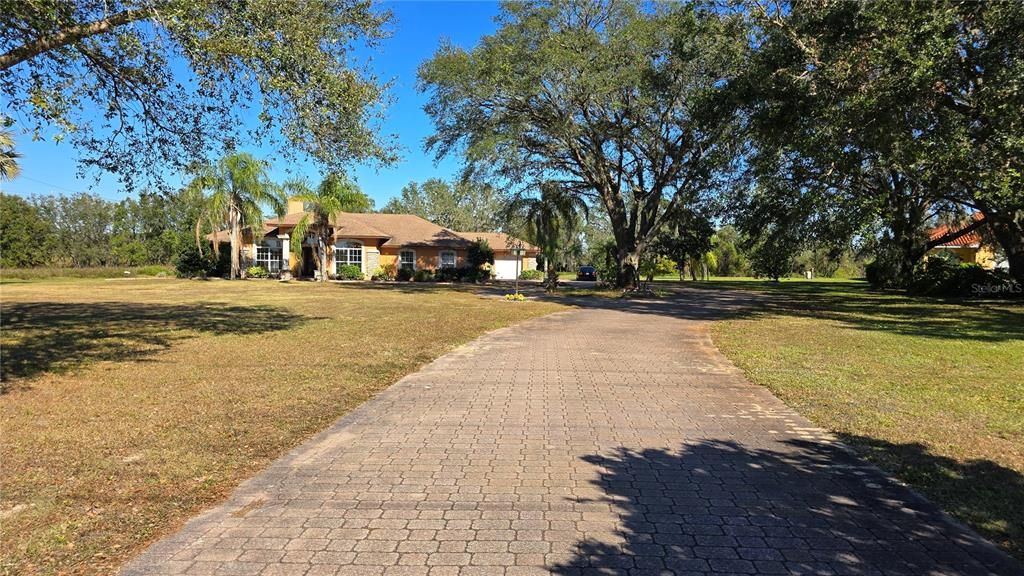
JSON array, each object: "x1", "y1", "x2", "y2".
[
  {"x1": 926, "y1": 213, "x2": 999, "y2": 269},
  {"x1": 208, "y1": 198, "x2": 538, "y2": 279}
]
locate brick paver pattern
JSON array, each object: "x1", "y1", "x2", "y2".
[{"x1": 123, "y1": 302, "x2": 1021, "y2": 575}]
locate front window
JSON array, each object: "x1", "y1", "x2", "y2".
[
  {"x1": 399, "y1": 249, "x2": 415, "y2": 270},
  {"x1": 255, "y1": 241, "x2": 282, "y2": 273},
  {"x1": 440, "y1": 251, "x2": 456, "y2": 269},
  {"x1": 335, "y1": 240, "x2": 363, "y2": 274}
]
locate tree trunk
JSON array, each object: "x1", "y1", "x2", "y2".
[
  {"x1": 539, "y1": 247, "x2": 556, "y2": 291},
  {"x1": 893, "y1": 229, "x2": 928, "y2": 287},
  {"x1": 601, "y1": 187, "x2": 652, "y2": 290},
  {"x1": 616, "y1": 250, "x2": 640, "y2": 289},
  {"x1": 228, "y1": 204, "x2": 241, "y2": 280},
  {"x1": 544, "y1": 269, "x2": 559, "y2": 292},
  {"x1": 320, "y1": 235, "x2": 329, "y2": 282},
  {"x1": 885, "y1": 186, "x2": 929, "y2": 289},
  {"x1": 986, "y1": 212, "x2": 1024, "y2": 284}
]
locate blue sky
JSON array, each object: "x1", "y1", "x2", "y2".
[{"x1": 1, "y1": 1, "x2": 501, "y2": 208}]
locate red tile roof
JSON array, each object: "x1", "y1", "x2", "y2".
[{"x1": 929, "y1": 213, "x2": 984, "y2": 248}]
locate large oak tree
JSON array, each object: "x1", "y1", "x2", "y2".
[
  {"x1": 419, "y1": 0, "x2": 746, "y2": 287},
  {"x1": 740, "y1": 0, "x2": 1024, "y2": 284},
  {"x1": 1, "y1": 0, "x2": 397, "y2": 190}
]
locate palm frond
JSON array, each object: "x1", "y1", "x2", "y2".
[
  {"x1": 257, "y1": 181, "x2": 287, "y2": 217},
  {"x1": 319, "y1": 173, "x2": 372, "y2": 213},
  {"x1": 239, "y1": 202, "x2": 266, "y2": 239},
  {"x1": 283, "y1": 178, "x2": 315, "y2": 204},
  {"x1": 0, "y1": 128, "x2": 22, "y2": 180},
  {"x1": 290, "y1": 213, "x2": 312, "y2": 256},
  {"x1": 187, "y1": 152, "x2": 287, "y2": 261}
]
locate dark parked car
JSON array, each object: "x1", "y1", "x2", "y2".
[{"x1": 576, "y1": 265, "x2": 597, "y2": 281}]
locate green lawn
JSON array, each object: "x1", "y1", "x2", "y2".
[
  {"x1": 701, "y1": 279, "x2": 1024, "y2": 559},
  {"x1": 3, "y1": 276, "x2": 1021, "y2": 570},
  {"x1": 0, "y1": 278, "x2": 563, "y2": 575}
]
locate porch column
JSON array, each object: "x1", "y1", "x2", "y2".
[{"x1": 278, "y1": 234, "x2": 290, "y2": 279}]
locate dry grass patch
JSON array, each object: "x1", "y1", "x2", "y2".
[{"x1": 0, "y1": 278, "x2": 562, "y2": 575}]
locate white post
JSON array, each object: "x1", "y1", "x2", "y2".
[
  {"x1": 513, "y1": 242, "x2": 523, "y2": 296},
  {"x1": 278, "y1": 234, "x2": 290, "y2": 279},
  {"x1": 514, "y1": 252, "x2": 520, "y2": 295}
]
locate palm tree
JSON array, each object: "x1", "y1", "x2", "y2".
[
  {"x1": 188, "y1": 152, "x2": 284, "y2": 279},
  {"x1": 288, "y1": 173, "x2": 372, "y2": 282},
  {"x1": 1, "y1": 128, "x2": 21, "y2": 180},
  {"x1": 687, "y1": 250, "x2": 717, "y2": 281},
  {"x1": 512, "y1": 182, "x2": 587, "y2": 291}
]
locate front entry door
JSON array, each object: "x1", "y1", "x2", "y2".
[{"x1": 301, "y1": 246, "x2": 315, "y2": 277}]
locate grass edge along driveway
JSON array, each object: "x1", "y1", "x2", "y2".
[
  {"x1": 0, "y1": 278, "x2": 564, "y2": 575},
  {"x1": 700, "y1": 279, "x2": 1024, "y2": 561}
]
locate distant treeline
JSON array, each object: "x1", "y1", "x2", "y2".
[{"x1": 0, "y1": 190, "x2": 206, "y2": 269}]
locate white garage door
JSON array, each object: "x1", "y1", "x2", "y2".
[{"x1": 493, "y1": 257, "x2": 520, "y2": 280}]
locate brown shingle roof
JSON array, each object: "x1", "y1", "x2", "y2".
[
  {"x1": 206, "y1": 212, "x2": 537, "y2": 253},
  {"x1": 265, "y1": 212, "x2": 471, "y2": 248},
  {"x1": 343, "y1": 213, "x2": 472, "y2": 248},
  {"x1": 263, "y1": 212, "x2": 390, "y2": 239},
  {"x1": 456, "y1": 232, "x2": 539, "y2": 254},
  {"x1": 204, "y1": 223, "x2": 275, "y2": 242}
]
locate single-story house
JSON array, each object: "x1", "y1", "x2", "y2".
[
  {"x1": 926, "y1": 214, "x2": 997, "y2": 269},
  {"x1": 209, "y1": 198, "x2": 539, "y2": 280}
]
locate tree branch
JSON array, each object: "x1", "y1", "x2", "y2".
[
  {"x1": 926, "y1": 214, "x2": 988, "y2": 250},
  {"x1": 0, "y1": 8, "x2": 153, "y2": 71}
]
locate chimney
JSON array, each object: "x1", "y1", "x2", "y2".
[{"x1": 287, "y1": 197, "x2": 305, "y2": 214}]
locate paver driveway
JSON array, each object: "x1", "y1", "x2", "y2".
[{"x1": 123, "y1": 293, "x2": 1021, "y2": 576}]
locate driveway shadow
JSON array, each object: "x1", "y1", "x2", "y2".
[
  {"x1": 530, "y1": 281, "x2": 1024, "y2": 342},
  {"x1": 553, "y1": 438, "x2": 1023, "y2": 575},
  {"x1": 536, "y1": 284, "x2": 768, "y2": 321},
  {"x1": 0, "y1": 301, "x2": 309, "y2": 385},
  {"x1": 346, "y1": 278, "x2": 1024, "y2": 342}
]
